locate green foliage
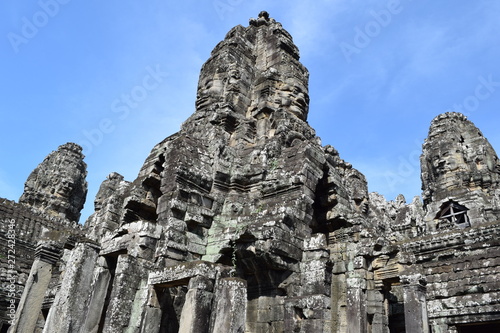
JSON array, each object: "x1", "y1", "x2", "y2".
[
  {"x1": 269, "y1": 158, "x2": 280, "y2": 171},
  {"x1": 252, "y1": 205, "x2": 264, "y2": 214}
]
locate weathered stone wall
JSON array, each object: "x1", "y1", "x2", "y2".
[
  {"x1": 409, "y1": 222, "x2": 500, "y2": 331},
  {"x1": 0, "y1": 199, "x2": 81, "y2": 331},
  {"x1": 0, "y1": 199, "x2": 37, "y2": 329}
]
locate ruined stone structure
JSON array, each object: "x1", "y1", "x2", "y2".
[
  {"x1": 0, "y1": 143, "x2": 87, "y2": 332},
  {"x1": 2, "y1": 11, "x2": 500, "y2": 333}
]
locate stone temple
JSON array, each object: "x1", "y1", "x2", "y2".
[{"x1": 2, "y1": 11, "x2": 500, "y2": 333}]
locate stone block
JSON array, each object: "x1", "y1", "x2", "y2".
[
  {"x1": 188, "y1": 275, "x2": 214, "y2": 292},
  {"x1": 304, "y1": 233, "x2": 327, "y2": 250},
  {"x1": 149, "y1": 261, "x2": 220, "y2": 287},
  {"x1": 42, "y1": 242, "x2": 100, "y2": 333},
  {"x1": 178, "y1": 288, "x2": 214, "y2": 333},
  {"x1": 209, "y1": 278, "x2": 247, "y2": 333}
]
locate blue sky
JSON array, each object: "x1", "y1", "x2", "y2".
[{"x1": 1, "y1": 1, "x2": 499, "y2": 223}]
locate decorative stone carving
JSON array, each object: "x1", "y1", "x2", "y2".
[
  {"x1": 421, "y1": 112, "x2": 500, "y2": 227},
  {"x1": 421, "y1": 112, "x2": 500, "y2": 203},
  {"x1": 19, "y1": 142, "x2": 87, "y2": 223}
]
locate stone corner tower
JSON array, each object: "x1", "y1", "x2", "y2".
[
  {"x1": 420, "y1": 112, "x2": 500, "y2": 229},
  {"x1": 19, "y1": 142, "x2": 88, "y2": 223}
]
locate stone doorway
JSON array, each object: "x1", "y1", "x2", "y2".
[
  {"x1": 156, "y1": 286, "x2": 188, "y2": 333},
  {"x1": 148, "y1": 261, "x2": 246, "y2": 333}
]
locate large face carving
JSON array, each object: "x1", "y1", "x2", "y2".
[
  {"x1": 250, "y1": 75, "x2": 309, "y2": 121},
  {"x1": 433, "y1": 147, "x2": 465, "y2": 174},
  {"x1": 54, "y1": 177, "x2": 75, "y2": 198},
  {"x1": 279, "y1": 77, "x2": 309, "y2": 121},
  {"x1": 195, "y1": 65, "x2": 247, "y2": 113},
  {"x1": 196, "y1": 72, "x2": 225, "y2": 111}
]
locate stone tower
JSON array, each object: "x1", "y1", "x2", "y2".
[
  {"x1": 421, "y1": 112, "x2": 500, "y2": 229},
  {"x1": 19, "y1": 142, "x2": 88, "y2": 223},
  {"x1": 37, "y1": 11, "x2": 369, "y2": 333}
]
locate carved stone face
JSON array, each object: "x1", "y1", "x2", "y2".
[
  {"x1": 55, "y1": 177, "x2": 74, "y2": 197},
  {"x1": 20, "y1": 144, "x2": 87, "y2": 222},
  {"x1": 250, "y1": 76, "x2": 309, "y2": 121},
  {"x1": 227, "y1": 68, "x2": 241, "y2": 91},
  {"x1": 196, "y1": 63, "x2": 250, "y2": 114},
  {"x1": 279, "y1": 78, "x2": 309, "y2": 120},
  {"x1": 50, "y1": 155, "x2": 80, "y2": 199},
  {"x1": 196, "y1": 73, "x2": 225, "y2": 111},
  {"x1": 433, "y1": 150, "x2": 464, "y2": 173}
]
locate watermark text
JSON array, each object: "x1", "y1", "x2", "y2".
[
  {"x1": 79, "y1": 65, "x2": 168, "y2": 155},
  {"x1": 7, "y1": 0, "x2": 71, "y2": 54},
  {"x1": 3, "y1": 219, "x2": 17, "y2": 324}
]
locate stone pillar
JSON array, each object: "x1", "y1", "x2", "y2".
[
  {"x1": 330, "y1": 240, "x2": 348, "y2": 333},
  {"x1": 366, "y1": 289, "x2": 388, "y2": 333},
  {"x1": 139, "y1": 286, "x2": 164, "y2": 333},
  {"x1": 331, "y1": 273, "x2": 347, "y2": 332},
  {"x1": 346, "y1": 272, "x2": 367, "y2": 333},
  {"x1": 401, "y1": 274, "x2": 429, "y2": 333},
  {"x1": 178, "y1": 276, "x2": 214, "y2": 333},
  {"x1": 8, "y1": 242, "x2": 61, "y2": 333},
  {"x1": 100, "y1": 254, "x2": 142, "y2": 333},
  {"x1": 209, "y1": 277, "x2": 247, "y2": 333},
  {"x1": 81, "y1": 257, "x2": 113, "y2": 333},
  {"x1": 42, "y1": 242, "x2": 100, "y2": 333}
]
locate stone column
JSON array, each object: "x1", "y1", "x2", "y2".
[
  {"x1": 331, "y1": 273, "x2": 347, "y2": 332},
  {"x1": 346, "y1": 272, "x2": 367, "y2": 333},
  {"x1": 81, "y1": 257, "x2": 113, "y2": 333},
  {"x1": 178, "y1": 276, "x2": 214, "y2": 333},
  {"x1": 100, "y1": 254, "x2": 142, "y2": 333},
  {"x1": 209, "y1": 277, "x2": 247, "y2": 333},
  {"x1": 42, "y1": 241, "x2": 100, "y2": 333},
  {"x1": 366, "y1": 289, "x2": 388, "y2": 333},
  {"x1": 330, "y1": 239, "x2": 348, "y2": 333},
  {"x1": 8, "y1": 242, "x2": 61, "y2": 333},
  {"x1": 401, "y1": 274, "x2": 429, "y2": 333},
  {"x1": 138, "y1": 286, "x2": 164, "y2": 333}
]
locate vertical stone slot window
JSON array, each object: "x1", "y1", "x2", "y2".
[{"x1": 435, "y1": 201, "x2": 470, "y2": 229}]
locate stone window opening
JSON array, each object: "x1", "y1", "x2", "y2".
[{"x1": 435, "y1": 201, "x2": 470, "y2": 229}]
